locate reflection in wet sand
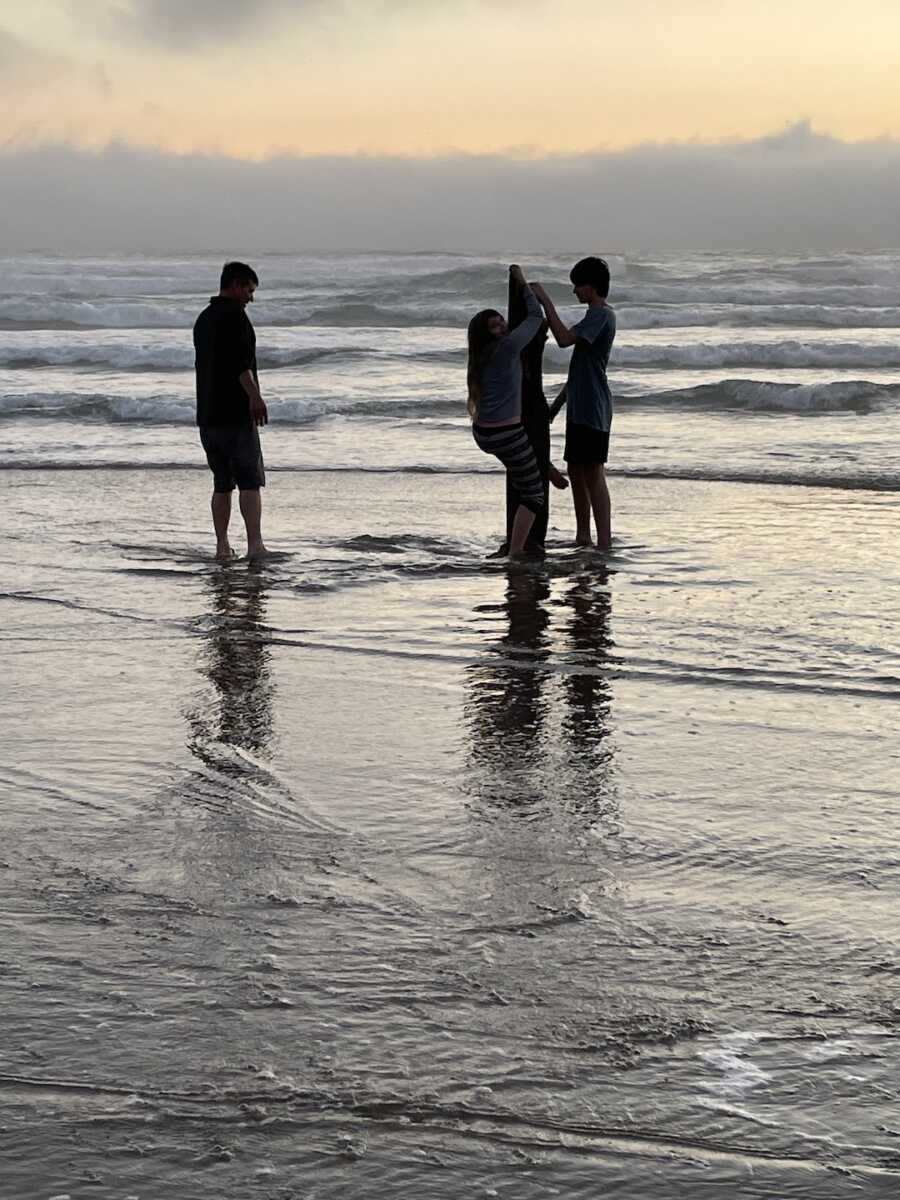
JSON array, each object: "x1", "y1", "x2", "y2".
[
  {"x1": 188, "y1": 564, "x2": 274, "y2": 761},
  {"x1": 466, "y1": 571, "x2": 552, "y2": 801},
  {"x1": 560, "y1": 567, "x2": 617, "y2": 823},
  {"x1": 180, "y1": 565, "x2": 281, "y2": 890},
  {"x1": 465, "y1": 565, "x2": 616, "y2": 820}
]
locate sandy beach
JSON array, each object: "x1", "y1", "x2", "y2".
[
  {"x1": 4, "y1": 457, "x2": 900, "y2": 1197},
  {"x1": 4, "y1": 0, "x2": 900, "y2": 1176}
]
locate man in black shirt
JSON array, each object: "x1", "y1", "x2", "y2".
[{"x1": 193, "y1": 261, "x2": 269, "y2": 560}]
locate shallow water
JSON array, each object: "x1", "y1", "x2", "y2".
[{"x1": 3, "y1": 465, "x2": 900, "y2": 1198}]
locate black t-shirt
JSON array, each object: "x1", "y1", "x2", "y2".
[{"x1": 193, "y1": 296, "x2": 257, "y2": 426}]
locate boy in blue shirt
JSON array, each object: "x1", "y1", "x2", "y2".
[{"x1": 531, "y1": 257, "x2": 616, "y2": 550}]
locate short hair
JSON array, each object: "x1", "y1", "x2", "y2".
[
  {"x1": 220, "y1": 261, "x2": 259, "y2": 290},
  {"x1": 570, "y1": 256, "x2": 610, "y2": 297}
]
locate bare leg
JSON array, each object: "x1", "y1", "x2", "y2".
[
  {"x1": 509, "y1": 504, "x2": 537, "y2": 556},
  {"x1": 568, "y1": 464, "x2": 593, "y2": 546},
  {"x1": 211, "y1": 491, "x2": 234, "y2": 560},
  {"x1": 239, "y1": 489, "x2": 268, "y2": 559},
  {"x1": 585, "y1": 464, "x2": 611, "y2": 551}
]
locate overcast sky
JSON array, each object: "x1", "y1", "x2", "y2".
[{"x1": 2, "y1": 0, "x2": 899, "y2": 250}]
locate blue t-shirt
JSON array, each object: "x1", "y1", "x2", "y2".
[{"x1": 566, "y1": 304, "x2": 616, "y2": 431}]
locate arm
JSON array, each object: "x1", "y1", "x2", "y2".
[
  {"x1": 530, "y1": 284, "x2": 577, "y2": 348},
  {"x1": 548, "y1": 383, "x2": 567, "y2": 422},
  {"x1": 505, "y1": 291, "x2": 544, "y2": 353},
  {"x1": 504, "y1": 265, "x2": 545, "y2": 352},
  {"x1": 229, "y1": 312, "x2": 268, "y2": 425},
  {"x1": 240, "y1": 369, "x2": 268, "y2": 426}
]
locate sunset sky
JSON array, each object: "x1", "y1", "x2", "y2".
[
  {"x1": 3, "y1": 0, "x2": 899, "y2": 158},
  {"x1": 2, "y1": 0, "x2": 899, "y2": 249}
]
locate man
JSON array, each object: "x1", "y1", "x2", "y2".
[
  {"x1": 193, "y1": 261, "x2": 269, "y2": 561},
  {"x1": 531, "y1": 257, "x2": 616, "y2": 550}
]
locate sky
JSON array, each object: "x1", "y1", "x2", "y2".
[{"x1": 2, "y1": 0, "x2": 899, "y2": 249}]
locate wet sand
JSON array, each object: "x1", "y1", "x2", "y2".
[{"x1": 3, "y1": 467, "x2": 900, "y2": 1198}]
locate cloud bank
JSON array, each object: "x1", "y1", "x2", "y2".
[{"x1": 2, "y1": 123, "x2": 898, "y2": 252}]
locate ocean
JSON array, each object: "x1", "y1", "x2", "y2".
[{"x1": 3, "y1": 250, "x2": 900, "y2": 1198}]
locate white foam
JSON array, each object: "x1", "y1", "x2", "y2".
[
  {"x1": 699, "y1": 1031, "x2": 772, "y2": 1096},
  {"x1": 696, "y1": 1097, "x2": 780, "y2": 1127}
]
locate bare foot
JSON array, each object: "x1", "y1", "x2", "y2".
[
  {"x1": 549, "y1": 465, "x2": 569, "y2": 490},
  {"x1": 574, "y1": 537, "x2": 594, "y2": 550},
  {"x1": 246, "y1": 542, "x2": 271, "y2": 561},
  {"x1": 215, "y1": 544, "x2": 235, "y2": 562}
]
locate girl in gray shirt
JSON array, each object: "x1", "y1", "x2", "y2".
[{"x1": 467, "y1": 265, "x2": 547, "y2": 557}]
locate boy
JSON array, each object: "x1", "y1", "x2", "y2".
[{"x1": 531, "y1": 257, "x2": 616, "y2": 550}]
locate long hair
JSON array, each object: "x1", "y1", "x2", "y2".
[{"x1": 466, "y1": 309, "x2": 502, "y2": 419}]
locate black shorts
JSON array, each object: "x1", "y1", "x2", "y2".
[
  {"x1": 199, "y1": 425, "x2": 265, "y2": 492},
  {"x1": 564, "y1": 422, "x2": 610, "y2": 465}
]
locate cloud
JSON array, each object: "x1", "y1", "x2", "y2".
[
  {"x1": 77, "y1": 0, "x2": 430, "y2": 47},
  {"x1": 0, "y1": 24, "x2": 110, "y2": 99},
  {"x1": 0, "y1": 26, "x2": 47, "y2": 76},
  {"x1": 111, "y1": 0, "x2": 294, "y2": 46},
  {"x1": 1, "y1": 124, "x2": 899, "y2": 252},
  {"x1": 76, "y1": 0, "x2": 505, "y2": 47},
  {"x1": 0, "y1": 28, "x2": 20, "y2": 71}
]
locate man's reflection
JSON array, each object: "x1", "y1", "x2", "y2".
[{"x1": 188, "y1": 565, "x2": 274, "y2": 761}]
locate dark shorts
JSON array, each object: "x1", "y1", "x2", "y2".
[
  {"x1": 199, "y1": 424, "x2": 265, "y2": 492},
  {"x1": 564, "y1": 422, "x2": 610, "y2": 465}
]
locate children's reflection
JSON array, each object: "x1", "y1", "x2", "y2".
[
  {"x1": 466, "y1": 565, "x2": 615, "y2": 817},
  {"x1": 560, "y1": 568, "x2": 615, "y2": 815},
  {"x1": 467, "y1": 572, "x2": 553, "y2": 795}
]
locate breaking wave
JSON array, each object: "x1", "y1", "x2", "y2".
[
  {"x1": 612, "y1": 341, "x2": 900, "y2": 369},
  {"x1": 3, "y1": 379, "x2": 896, "y2": 426},
  {"x1": 625, "y1": 378, "x2": 900, "y2": 413}
]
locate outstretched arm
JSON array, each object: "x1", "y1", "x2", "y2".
[
  {"x1": 530, "y1": 284, "x2": 577, "y2": 348},
  {"x1": 505, "y1": 264, "x2": 544, "y2": 352}
]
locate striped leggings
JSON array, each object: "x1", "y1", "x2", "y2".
[{"x1": 472, "y1": 423, "x2": 545, "y2": 513}]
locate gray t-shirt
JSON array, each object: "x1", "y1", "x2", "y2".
[
  {"x1": 476, "y1": 290, "x2": 544, "y2": 424},
  {"x1": 566, "y1": 304, "x2": 616, "y2": 431}
]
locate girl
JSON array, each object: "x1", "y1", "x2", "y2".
[{"x1": 467, "y1": 265, "x2": 547, "y2": 558}]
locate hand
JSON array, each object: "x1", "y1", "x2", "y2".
[
  {"x1": 250, "y1": 395, "x2": 268, "y2": 426},
  {"x1": 548, "y1": 384, "x2": 567, "y2": 422},
  {"x1": 529, "y1": 282, "x2": 547, "y2": 301}
]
